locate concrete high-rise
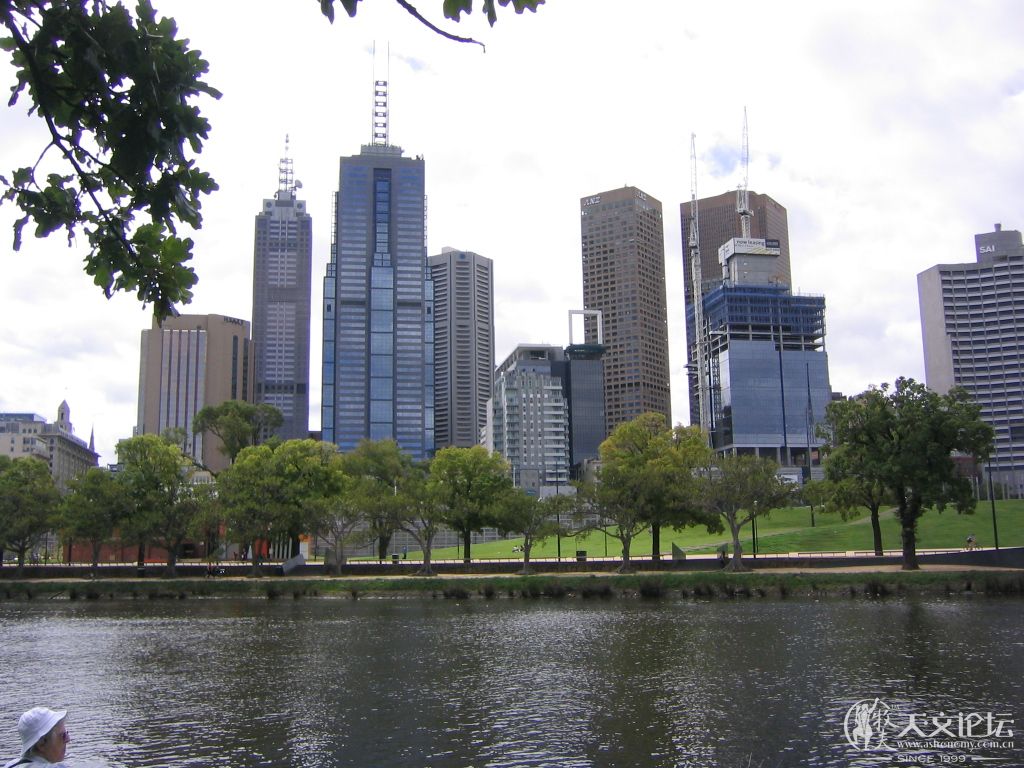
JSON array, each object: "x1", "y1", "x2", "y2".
[
  {"x1": 488, "y1": 345, "x2": 570, "y2": 496},
  {"x1": 918, "y1": 224, "x2": 1024, "y2": 495},
  {"x1": 252, "y1": 147, "x2": 312, "y2": 441},
  {"x1": 681, "y1": 190, "x2": 791, "y2": 426},
  {"x1": 322, "y1": 87, "x2": 433, "y2": 460},
  {"x1": 429, "y1": 248, "x2": 493, "y2": 449},
  {"x1": 580, "y1": 186, "x2": 671, "y2": 432},
  {"x1": 137, "y1": 314, "x2": 255, "y2": 473}
]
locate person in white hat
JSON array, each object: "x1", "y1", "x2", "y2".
[{"x1": 4, "y1": 708, "x2": 70, "y2": 767}]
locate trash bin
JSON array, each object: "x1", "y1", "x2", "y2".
[
  {"x1": 391, "y1": 553, "x2": 400, "y2": 564},
  {"x1": 576, "y1": 550, "x2": 587, "y2": 562}
]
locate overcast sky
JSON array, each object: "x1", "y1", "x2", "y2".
[{"x1": 2, "y1": 0, "x2": 1022, "y2": 466}]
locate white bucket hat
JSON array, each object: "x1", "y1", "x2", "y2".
[{"x1": 5, "y1": 707, "x2": 66, "y2": 767}]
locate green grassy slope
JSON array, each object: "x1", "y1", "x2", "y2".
[{"x1": 411, "y1": 500, "x2": 1024, "y2": 561}]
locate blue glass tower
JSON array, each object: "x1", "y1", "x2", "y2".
[{"x1": 322, "y1": 105, "x2": 433, "y2": 459}]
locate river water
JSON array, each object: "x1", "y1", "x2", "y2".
[{"x1": 0, "y1": 596, "x2": 1020, "y2": 767}]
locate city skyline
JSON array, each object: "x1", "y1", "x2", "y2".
[{"x1": 1, "y1": 1, "x2": 1022, "y2": 465}]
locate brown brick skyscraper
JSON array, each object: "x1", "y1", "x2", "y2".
[{"x1": 580, "y1": 186, "x2": 671, "y2": 432}]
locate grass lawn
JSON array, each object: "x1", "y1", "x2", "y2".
[{"x1": 414, "y1": 500, "x2": 1024, "y2": 561}]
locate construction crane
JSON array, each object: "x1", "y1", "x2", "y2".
[
  {"x1": 736, "y1": 107, "x2": 752, "y2": 238},
  {"x1": 689, "y1": 133, "x2": 711, "y2": 436}
]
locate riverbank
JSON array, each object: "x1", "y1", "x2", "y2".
[{"x1": 2, "y1": 567, "x2": 1022, "y2": 601}]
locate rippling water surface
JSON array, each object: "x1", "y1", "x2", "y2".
[{"x1": 0, "y1": 596, "x2": 1020, "y2": 767}]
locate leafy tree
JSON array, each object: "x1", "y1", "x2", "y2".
[
  {"x1": 824, "y1": 378, "x2": 992, "y2": 570},
  {"x1": 1, "y1": 0, "x2": 541, "y2": 317},
  {"x1": 218, "y1": 439, "x2": 343, "y2": 574},
  {"x1": 429, "y1": 445, "x2": 510, "y2": 563},
  {"x1": 698, "y1": 454, "x2": 793, "y2": 572},
  {"x1": 820, "y1": 393, "x2": 901, "y2": 556},
  {"x1": 800, "y1": 478, "x2": 833, "y2": 529},
  {"x1": 192, "y1": 401, "x2": 283, "y2": 466},
  {"x1": 576, "y1": 414, "x2": 718, "y2": 573},
  {"x1": 338, "y1": 439, "x2": 412, "y2": 560},
  {"x1": 60, "y1": 466, "x2": 132, "y2": 575},
  {"x1": 316, "y1": 473, "x2": 371, "y2": 574},
  {"x1": 272, "y1": 439, "x2": 345, "y2": 558},
  {"x1": 394, "y1": 461, "x2": 445, "y2": 575},
  {"x1": 0, "y1": 456, "x2": 60, "y2": 573},
  {"x1": 492, "y1": 489, "x2": 567, "y2": 575},
  {"x1": 0, "y1": 0, "x2": 219, "y2": 317},
  {"x1": 116, "y1": 433, "x2": 201, "y2": 575}
]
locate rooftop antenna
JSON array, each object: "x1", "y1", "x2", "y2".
[
  {"x1": 690, "y1": 133, "x2": 710, "y2": 437},
  {"x1": 372, "y1": 42, "x2": 390, "y2": 146},
  {"x1": 736, "y1": 107, "x2": 752, "y2": 238},
  {"x1": 277, "y1": 134, "x2": 295, "y2": 196}
]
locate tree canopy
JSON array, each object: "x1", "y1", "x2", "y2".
[
  {"x1": 60, "y1": 466, "x2": 132, "y2": 573},
  {"x1": 0, "y1": 455, "x2": 60, "y2": 572},
  {"x1": 429, "y1": 445, "x2": 510, "y2": 562},
  {"x1": 698, "y1": 454, "x2": 793, "y2": 572},
  {"x1": 824, "y1": 378, "x2": 992, "y2": 569},
  {"x1": 192, "y1": 401, "x2": 283, "y2": 466},
  {"x1": 578, "y1": 414, "x2": 718, "y2": 572}
]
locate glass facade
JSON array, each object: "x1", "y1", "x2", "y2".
[
  {"x1": 701, "y1": 285, "x2": 831, "y2": 464},
  {"x1": 322, "y1": 146, "x2": 433, "y2": 460}
]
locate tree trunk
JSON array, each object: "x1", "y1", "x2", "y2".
[
  {"x1": 16, "y1": 547, "x2": 26, "y2": 576},
  {"x1": 165, "y1": 543, "x2": 178, "y2": 578},
  {"x1": 520, "y1": 537, "x2": 533, "y2": 576},
  {"x1": 377, "y1": 533, "x2": 391, "y2": 561},
  {"x1": 724, "y1": 520, "x2": 749, "y2": 572},
  {"x1": 91, "y1": 542, "x2": 102, "y2": 578},
  {"x1": 136, "y1": 542, "x2": 145, "y2": 568},
  {"x1": 651, "y1": 523, "x2": 661, "y2": 562},
  {"x1": 870, "y1": 505, "x2": 883, "y2": 556},
  {"x1": 462, "y1": 529, "x2": 472, "y2": 564},
  {"x1": 419, "y1": 543, "x2": 434, "y2": 576},
  {"x1": 900, "y1": 513, "x2": 919, "y2": 571},
  {"x1": 617, "y1": 535, "x2": 634, "y2": 573},
  {"x1": 290, "y1": 534, "x2": 300, "y2": 558}
]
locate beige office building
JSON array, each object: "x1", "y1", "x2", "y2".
[
  {"x1": 0, "y1": 401, "x2": 98, "y2": 491},
  {"x1": 137, "y1": 314, "x2": 255, "y2": 473},
  {"x1": 580, "y1": 186, "x2": 671, "y2": 432}
]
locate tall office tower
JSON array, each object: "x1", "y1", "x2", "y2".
[
  {"x1": 252, "y1": 143, "x2": 312, "y2": 441},
  {"x1": 580, "y1": 186, "x2": 671, "y2": 432},
  {"x1": 681, "y1": 190, "x2": 790, "y2": 425},
  {"x1": 0, "y1": 403, "x2": 98, "y2": 490},
  {"x1": 488, "y1": 345, "x2": 570, "y2": 496},
  {"x1": 429, "y1": 248, "x2": 494, "y2": 448},
  {"x1": 322, "y1": 80, "x2": 433, "y2": 459},
  {"x1": 693, "y1": 238, "x2": 831, "y2": 470},
  {"x1": 918, "y1": 224, "x2": 1024, "y2": 495},
  {"x1": 137, "y1": 314, "x2": 255, "y2": 473}
]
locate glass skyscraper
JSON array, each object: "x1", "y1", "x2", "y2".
[{"x1": 322, "y1": 143, "x2": 433, "y2": 460}]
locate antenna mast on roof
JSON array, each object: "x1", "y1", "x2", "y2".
[
  {"x1": 372, "y1": 42, "x2": 390, "y2": 147},
  {"x1": 690, "y1": 133, "x2": 710, "y2": 437},
  {"x1": 277, "y1": 134, "x2": 295, "y2": 195},
  {"x1": 736, "y1": 107, "x2": 751, "y2": 238}
]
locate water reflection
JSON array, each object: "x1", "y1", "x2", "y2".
[{"x1": 0, "y1": 597, "x2": 1020, "y2": 767}]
